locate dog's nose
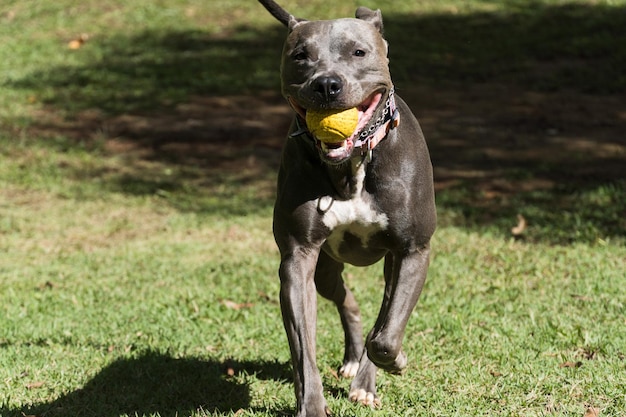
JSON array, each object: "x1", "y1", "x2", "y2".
[{"x1": 313, "y1": 75, "x2": 343, "y2": 101}]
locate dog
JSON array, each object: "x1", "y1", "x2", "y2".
[{"x1": 258, "y1": 1, "x2": 436, "y2": 415}]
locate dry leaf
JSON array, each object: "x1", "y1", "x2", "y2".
[
  {"x1": 559, "y1": 361, "x2": 582, "y2": 368},
  {"x1": 328, "y1": 367, "x2": 339, "y2": 381},
  {"x1": 489, "y1": 370, "x2": 503, "y2": 377},
  {"x1": 584, "y1": 406, "x2": 600, "y2": 417},
  {"x1": 26, "y1": 381, "x2": 45, "y2": 389},
  {"x1": 68, "y1": 33, "x2": 89, "y2": 50},
  {"x1": 221, "y1": 299, "x2": 254, "y2": 310},
  {"x1": 68, "y1": 40, "x2": 82, "y2": 49},
  {"x1": 511, "y1": 214, "x2": 527, "y2": 236},
  {"x1": 577, "y1": 347, "x2": 597, "y2": 360},
  {"x1": 37, "y1": 281, "x2": 55, "y2": 290}
]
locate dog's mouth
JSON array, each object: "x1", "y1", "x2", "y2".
[{"x1": 289, "y1": 91, "x2": 384, "y2": 164}]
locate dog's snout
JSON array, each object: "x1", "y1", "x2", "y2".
[{"x1": 313, "y1": 75, "x2": 343, "y2": 101}]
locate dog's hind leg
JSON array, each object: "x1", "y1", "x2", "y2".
[{"x1": 314, "y1": 250, "x2": 364, "y2": 378}]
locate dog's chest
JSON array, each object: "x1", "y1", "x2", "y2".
[{"x1": 320, "y1": 161, "x2": 389, "y2": 263}]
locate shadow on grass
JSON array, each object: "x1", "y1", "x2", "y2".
[
  {"x1": 5, "y1": 2, "x2": 626, "y2": 241},
  {"x1": 1, "y1": 352, "x2": 292, "y2": 417},
  {"x1": 386, "y1": 1, "x2": 626, "y2": 94},
  {"x1": 10, "y1": 2, "x2": 626, "y2": 111},
  {"x1": 13, "y1": 26, "x2": 284, "y2": 115}
]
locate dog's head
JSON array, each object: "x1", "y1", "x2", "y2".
[{"x1": 279, "y1": 8, "x2": 393, "y2": 164}]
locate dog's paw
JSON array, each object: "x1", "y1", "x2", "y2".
[
  {"x1": 339, "y1": 361, "x2": 359, "y2": 378},
  {"x1": 349, "y1": 388, "x2": 381, "y2": 408}
]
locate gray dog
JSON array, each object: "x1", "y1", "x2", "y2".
[{"x1": 258, "y1": 1, "x2": 436, "y2": 415}]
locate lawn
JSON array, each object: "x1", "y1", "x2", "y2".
[{"x1": 1, "y1": 0, "x2": 625, "y2": 416}]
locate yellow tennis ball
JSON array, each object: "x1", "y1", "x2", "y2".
[{"x1": 305, "y1": 107, "x2": 359, "y2": 143}]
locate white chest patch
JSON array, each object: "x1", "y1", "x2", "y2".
[{"x1": 320, "y1": 160, "x2": 389, "y2": 257}]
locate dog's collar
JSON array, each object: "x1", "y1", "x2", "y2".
[
  {"x1": 354, "y1": 88, "x2": 399, "y2": 161},
  {"x1": 289, "y1": 88, "x2": 400, "y2": 161}
]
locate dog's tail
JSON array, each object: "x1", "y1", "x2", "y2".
[{"x1": 257, "y1": 0, "x2": 294, "y2": 26}]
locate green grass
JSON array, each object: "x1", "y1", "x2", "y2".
[{"x1": 1, "y1": 0, "x2": 625, "y2": 416}]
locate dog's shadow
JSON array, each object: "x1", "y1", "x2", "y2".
[{"x1": 4, "y1": 352, "x2": 291, "y2": 417}]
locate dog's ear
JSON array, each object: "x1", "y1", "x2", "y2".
[
  {"x1": 288, "y1": 15, "x2": 306, "y2": 32},
  {"x1": 355, "y1": 7, "x2": 384, "y2": 34}
]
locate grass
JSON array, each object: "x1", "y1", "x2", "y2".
[{"x1": 1, "y1": 0, "x2": 625, "y2": 416}]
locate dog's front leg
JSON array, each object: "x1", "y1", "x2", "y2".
[
  {"x1": 367, "y1": 245, "x2": 431, "y2": 373},
  {"x1": 279, "y1": 248, "x2": 330, "y2": 417}
]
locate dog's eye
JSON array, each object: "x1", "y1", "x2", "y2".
[
  {"x1": 293, "y1": 52, "x2": 307, "y2": 61},
  {"x1": 354, "y1": 49, "x2": 366, "y2": 57}
]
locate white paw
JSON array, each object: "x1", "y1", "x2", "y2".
[
  {"x1": 349, "y1": 388, "x2": 381, "y2": 408},
  {"x1": 339, "y1": 361, "x2": 359, "y2": 378}
]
